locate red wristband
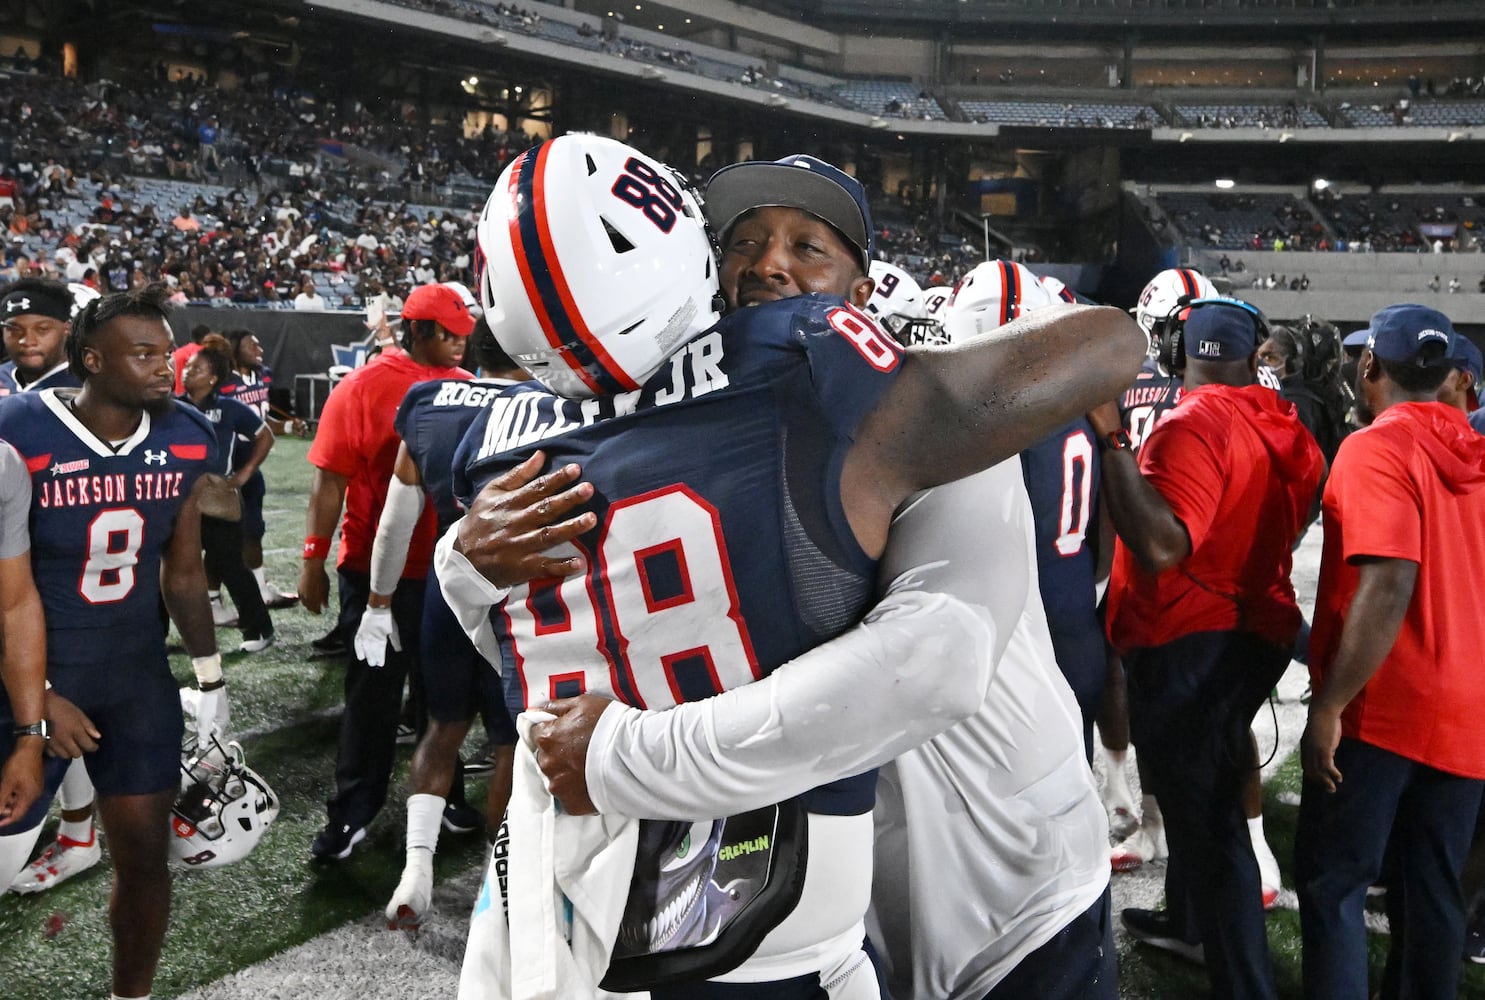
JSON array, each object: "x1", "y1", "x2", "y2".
[{"x1": 303, "y1": 535, "x2": 331, "y2": 561}]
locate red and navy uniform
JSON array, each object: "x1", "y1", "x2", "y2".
[
  {"x1": 219, "y1": 365, "x2": 272, "y2": 420},
  {"x1": 0, "y1": 362, "x2": 80, "y2": 397},
  {"x1": 1118, "y1": 357, "x2": 1182, "y2": 450},
  {"x1": 395, "y1": 377, "x2": 519, "y2": 735},
  {"x1": 183, "y1": 389, "x2": 264, "y2": 477},
  {"x1": 454, "y1": 294, "x2": 902, "y2": 817},
  {"x1": 221, "y1": 366, "x2": 272, "y2": 539},
  {"x1": 0, "y1": 389, "x2": 216, "y2": 797},
  {"x1": 1019, "y1": 418, "x2": 1104, "y2": 751}
]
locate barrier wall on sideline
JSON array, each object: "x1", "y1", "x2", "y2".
[{"x1": 166, "y1": 307, "x2": 372, "y2": 419}]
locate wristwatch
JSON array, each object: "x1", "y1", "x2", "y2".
[
  {"x1": 13, "y1": 720, "x2": 50, "y2": 741},
  {"x1": 1098, "y1": 429, "x2": 1134, "y2": 453}
]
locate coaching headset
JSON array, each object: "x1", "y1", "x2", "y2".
[{"x1": 1154, "y1": 295, "x2": 1270, "y2": 375}]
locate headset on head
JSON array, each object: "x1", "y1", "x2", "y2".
[{"x1": 1155, "y1": 296, "x2": 1270, "y2": 375}]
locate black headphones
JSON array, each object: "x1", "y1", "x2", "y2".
[{"x1": 1155, "y1": 296, "x2": 1270, "y2": 374}]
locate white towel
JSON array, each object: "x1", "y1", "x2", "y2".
[{"x1": 460, "y1": 711, "x2": 643, "y2": 1000}]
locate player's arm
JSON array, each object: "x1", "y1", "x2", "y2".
[
  {"x1": 1085, "y1": 400, "x2": 1191, "y2": 573},
  {"x1": 534, "y1": 463, "x2": 1033, "y2": 819},
  {"x1": 842, "y1": 304, "x2": 1145, "y2": 556},
  {"x1": 353, "y1": 444, "x2": 424, "y2": 667},
  {"x1": 0, "y1": 549, "x2": 47, "y2": 823},
  {"x1": 164, "y1": 477, "x2": 228, "y2": 744},
  {"x1": 298, "y1": 466, "x2": 348, "y2": 614},
  {"x1": 1301, "y1": 556, "x2": 1416, "y2": 793},
  {"x1": 229, "y1": 421, "x2": 275, "y2": 489}
]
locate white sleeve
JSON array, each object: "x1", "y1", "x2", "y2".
[
  {"x1": 432, "y1": 520, "x2": 510, "y2": 669},
  {"x1": 585, "y1": 462, "x2": 1034, "y2": 821},
  {"x1": 368, "y1": 475, "x2": 426, "y2": 596}
]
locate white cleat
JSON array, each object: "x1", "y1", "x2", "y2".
[
  {"x1": 1110, "y1": 823, "x2": 1168, "y2": 872},
  {"x1": 385, "y1": 864, "x2": 433, "y2": 932},
  {"x1": 211, "y1": 596, "x2": 237, "y2": 626},
  {"x1": 10, "y1": 831, "x2": 103, "y2": 894}
]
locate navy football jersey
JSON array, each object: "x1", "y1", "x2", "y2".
[
  {"x1": 396, "y1": 377, "x2": 518, "y2": 533},
  {"x1": 220, "y1": 366, "x2": 272, "y2": 424},
  {"x1": 0, "y1": 362, "x2": 81, "y2": 397},
  {"x1": 183, "y1": 390, "x2": 266, "y2": 476},
  {"x1": 454, "y1": 295, "x2": 902, "y2": 814},
  {"x1": 1019, "y1": 419, "x2": 1104, "y2": 723},
  {"x1": 0, "y1": 390, "x2": 217, "y2": 633},
  {"x1": 1118, "y1": 356, "x2": 1183, "y2": 449}
]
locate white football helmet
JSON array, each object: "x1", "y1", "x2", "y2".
[
  {"x1": 442, "y1": 280, "x2": 483, "y2": 319},
  {"x1": 1132, "y1": 268, "x2": 1217, "y2": 339},
  {"x1": 68, "y1": 283, "x2": 101, "y2": 317},
  {"x1": 170, "y1": 738, "x2": 279, "y2": 869},
  {"x1": 1038, "y1": 274, "x2": 1078, "y2": 303},
  {"x1": 476, "y1": 134, "x2": 720, "y2": 399},
  {"x1": 943, "y1": 260, "x2": 1061, "y2": 343},
  {"x1": 865, "y1": 261, "x2": 924, "y2": 331}
]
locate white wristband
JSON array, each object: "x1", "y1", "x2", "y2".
[{"x1": 191, "y1": 653, "x2": 223, "y2": 687}]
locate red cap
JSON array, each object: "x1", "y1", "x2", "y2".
[{"x1": 402, "y1": 283, "x2": 475, "y2": 337}]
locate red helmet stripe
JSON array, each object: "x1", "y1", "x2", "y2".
[
  {"x1": 529, "y1": 144, "x2": 639, "y2": 392},
  {"x1": 999, "y1": 261, "x2": 1019, "y2": 326}
]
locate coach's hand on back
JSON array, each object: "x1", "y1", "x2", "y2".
[{"x1": 454, "y1": 451, "x2": 597, "y2": 589}]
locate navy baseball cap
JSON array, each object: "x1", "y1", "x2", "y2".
[
  {"x1": 704, "y1": 154, "x2": 875, "y2": 271},
  {"x1": 1342, "y1": 328, "x2": 1371, "y2": 350},
  {"x1": 1364, "y1": 304, "x2": 1455, "y2": 370},
  {"x1": 1181, "y1": 298, "x2": 1263, "y2": 363}
]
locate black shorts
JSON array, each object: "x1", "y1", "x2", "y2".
[{"x1": 420, "y1": 569, "x2": 515, "y2": 742}]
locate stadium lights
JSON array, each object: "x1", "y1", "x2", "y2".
[
  {"x1": 1215, "y1": 178, "x2": 1235, "y2": 189},
  {"x1": 1313, "y1": 178, "x2": 1329, "y2": 191}
]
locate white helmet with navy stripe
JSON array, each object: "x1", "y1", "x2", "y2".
[
  {"x1": 476, "y1": 135, "x2": 720, "y2": 399},
  {"x1": 865, "y1": 261, "x2": 924, "y2": 331},
  {"x1": 1133, "y1": 267, "x2": 1217, "y2": 339},
  {"x1": 943, "y1": 259, "x2": 1061, "y2": 343}
]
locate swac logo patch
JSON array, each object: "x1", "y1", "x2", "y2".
[
  {"x1": 51, "y1": 458, "x2": 89, "y2": 476},
  {"x1": 144, "y1": 450, "x2": 168, "y2": 466}
]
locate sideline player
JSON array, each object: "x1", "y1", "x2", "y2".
[
  {"x1": 946, "y1": 259, "x2": 1108, "y2": 756},
  {"x1": 2, "y1": 277, "x2": 110, "y2": 896},
  {"x1": 0, "y1": 286, "x2": 223, "y2": 999},
  {"x1": 221, "y1": 329, "x2": 296, "y2": 610},
  {"x1": 300, "y1": 282, "x2": 475, "y2": 860},
  {"x1": 180, "y1": 334, "x2": 276, "y2": 652},
  {"x1": 356, "y1": 320, "x2": 522, "y2": 931},
  {"x1": 0, "y1": 278, "x2": 94, "y2": 396},
  {"x1": 0, "y1": 437, "x2": 50, "y2": 842},
  {"x1": 445, "y1": 139, "x2": 1142, "y2": 997}
]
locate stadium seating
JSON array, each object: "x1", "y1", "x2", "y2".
[{"x1": 960, "y1": 100, "x2": 1163, "y2": 128}]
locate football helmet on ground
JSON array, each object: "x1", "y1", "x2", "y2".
[
  {"x1": 475, "y1": 134, "x2": 720, "y2": 399},
  {"x1": 169, "y1": 738, "x2": 279, "y2": 869}
]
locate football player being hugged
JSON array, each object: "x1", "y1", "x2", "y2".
[
  {"x1": 0, "y1": 286, "x2": 225, "y2": 1000},
  {"x1": 439, "y1": 137, "x2": 1142, "y2": 999}
]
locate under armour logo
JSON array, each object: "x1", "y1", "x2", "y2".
[
  {"x1": 144, "y1": 450, "x2": 167, "y2": 466},
  {"x1": 4, "y1": 297, "x2": 29, "y2": 313}
]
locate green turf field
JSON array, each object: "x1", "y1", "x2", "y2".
[{"x1": 1, "y1": 436, "x2": 1482, "y2": 998}]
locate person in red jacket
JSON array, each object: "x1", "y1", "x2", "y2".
[
  {"x1": 1093, "y1": 298, "x2": 1324, "y2": 1000},
  {"x1": 299, "y1": 282, "x2": 474, "y2": 860},
  {"x1": 1298, "y1": 304, "x2": 1485, "y2": 1000}
]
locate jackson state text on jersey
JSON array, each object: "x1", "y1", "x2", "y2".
[
  {"x1": 396, "y1": 378, "x2": 514, "y2": 532},
  {"x1": 220, "y1": 367, "x2": 272, "y2": 423},
  {"x1": 1119, "y1": 357, "x2": 1183, "y2": 449},
  {"x1": 454, "y1": 295, "x2": 902, "y2": 815},
  {"x1": 0, "y1": 390, "x2": 217, "y2": 631}
]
